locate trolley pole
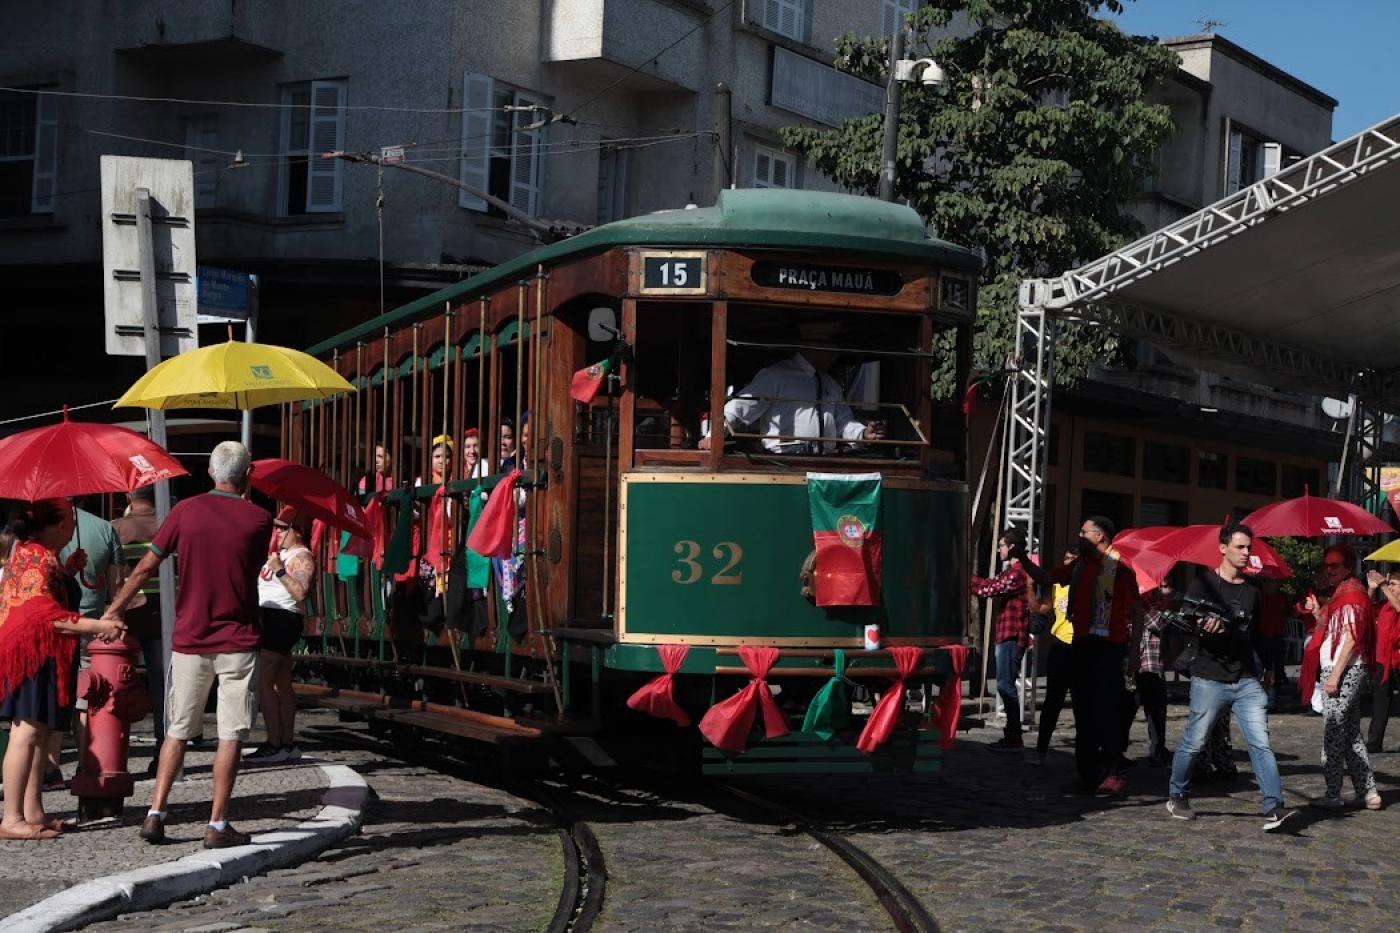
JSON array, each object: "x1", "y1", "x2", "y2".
[
  {"x1": 241, "y1": 274, "x2": 259, "y2": 450},
  {"x1": 877, "y1": 28, "x2": 905, "y2": 202}
]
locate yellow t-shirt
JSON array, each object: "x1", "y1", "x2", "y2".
[{"x1": 1050, "y1": 584, "x2": 1073, "y2": 644}]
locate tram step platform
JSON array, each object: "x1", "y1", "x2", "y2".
[{"x1": 702, "y1": 729, "x2": 943, "y2": 776}]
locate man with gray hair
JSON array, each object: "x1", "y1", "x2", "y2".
[{"x1": 104, "y1": 441, "x2": 273, "y2": 848}]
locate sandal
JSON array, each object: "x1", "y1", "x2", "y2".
[
  {"x1": 30, "y1": 817, "x2": 73, "y2": 833},
  {"x1": 0, "y1": 823, "x2": 59, "y2": 840}
]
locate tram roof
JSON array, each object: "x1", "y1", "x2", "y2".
[
  {"x1": 1021, "y1": 111, "x2": 1400, "y2": 403},
  {"x1": 309, "y1": 189, "x2": 981, "y2": 356}
]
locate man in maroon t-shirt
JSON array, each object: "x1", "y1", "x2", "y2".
[{"x1": 104, "y1": 441, "x2": 273, "y2": 849}]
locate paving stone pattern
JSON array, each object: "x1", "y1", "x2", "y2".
[{"x1": 0, "y1": 720, "x2": 328, "y2": 920}]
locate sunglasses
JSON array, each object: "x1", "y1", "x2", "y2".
[{"x1": 273, "y1": 522, "x2": 291, "y2": 531}]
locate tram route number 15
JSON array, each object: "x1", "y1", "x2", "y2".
[
  {"x1": 641, "y1": 254, "x2": 705, "y2": 292},
  {"x1": 672, "y1": 540, "x2": 743, "y2": 586}
]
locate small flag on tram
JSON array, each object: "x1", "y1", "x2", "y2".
[
  {"x1": 570, "y1": 358, "x2": 613, "y2": 404},
  {"x1": 806, "y1": 472, "x2": 883, "y2": 606},
  {"x1": 466, "y1": 469, "x2": 522, "y2": 560}
]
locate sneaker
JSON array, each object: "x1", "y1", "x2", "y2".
[
  {"x1": 1310, "y1": 796, "x2": 1346, "y2": 811},
  {"x1": 1361, "y1": 791, "x2": 1383, "y2": 811},
  {"x1": 1097, "y1": 774, "x2": 1127, "y2": 796},
  {"x1": 988, "y1": 736, "x2": 1025, "y2": 753},
  {"x1": 203, "y1": 824, "x2": 251, "y2": 849},
  {"x1": 244, "y1": 744, "x2": 286, "y2": 764},
  {"x1": 1166, "y1": 797, "x2": 1195, "y2": 821},
  {"x1": 281, "y1": 744, "x2": 303, "y2": 762},
  {"x1": 1262, "y1": 806, "x2": 1295, "y2": 832},
  {"x1": 139, "y1": 813, "x2": 165, "y2": 844}
]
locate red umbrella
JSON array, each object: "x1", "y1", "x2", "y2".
[
  {"x1": 1242, "y1": 488, "x2": 1393, "y2": 537},
  {"x1": 1113, "y1": 525, "x2": 1291, "y2": 593},
  {"x1": 0, "y1": 407, "x2": 187, "y2": 501},
  {"x1": 249, "y1": 459, "x2": 370, "y2": 538}
]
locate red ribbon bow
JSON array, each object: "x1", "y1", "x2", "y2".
[
  {"x1": 698, "y1": 646, "x2": 789, "y2": 753},
  {"x1": 856, "y1": 646, "x2": 923, "y2": 753},
  {"x1": 931, "y1": 645, "x2": 969, "y2": 749},
  {"x1": 626, "y1": 645, "x2": 691, "y2": 727}
]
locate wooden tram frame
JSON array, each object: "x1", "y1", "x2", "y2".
[{"x1": 286, "y1": 190, "x2": 982, "y2": 754}]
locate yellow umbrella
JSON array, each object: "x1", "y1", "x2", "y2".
[
  {"x1": 1365, "y1": 539, "x2": 1400, "y2": 562},
  {"x1": 115, "y1": 340, "x2": 354, "y2": 410}
]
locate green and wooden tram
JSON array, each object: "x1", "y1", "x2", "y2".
[{"x1": 286, "y1": 189, "x2": 981, "y2": 774}]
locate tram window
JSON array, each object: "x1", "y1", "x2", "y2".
[
  {"x1": 720, "y1": 307, "x2": 926, "y2": 458},
  {"x1": 631, "y1": 302, "x2": 711, "y2": 451}
]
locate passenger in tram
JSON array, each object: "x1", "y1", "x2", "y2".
[
  {"x1": 497, "y1": 420, "x2": 516, "y2": 469},
  {"x1": 698, "y1": 323, "x2": 885, "y2": 454},
  {"x1": 462, "y1": 428, "x2": 485, "y2": 479},
  {"x1": 357, "y1": 442, "x2": 392, "y2": 494}
]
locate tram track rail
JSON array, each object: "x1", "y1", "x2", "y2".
[{"x1": 308, "y1": 723, "x2": 605, "y2": 933}]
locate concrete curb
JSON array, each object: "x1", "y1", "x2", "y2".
[{"x1": 1, "y1": 762, "x2": 369, "y2": 933}]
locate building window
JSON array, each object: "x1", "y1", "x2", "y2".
[
  {"x1": 183, "y1": 115, "x2": 220, "y2": 209},
  {"x1": 459, "y1": 72, "x2": 546, "y2": 218},
  {"x1": 761, "y1": 0, "x2": 806, "y2": 41},
  {"x1": 753, "y1": 144, "x2": 796, "y2": 189},
  {"x1": 1281, "y1": 463, "x2": 1320, "y2": 498},
  {"x1": 1143, "y1": 442, "x2": 1190, "y2": 484},
  {"x1": 1082, "y1": 431, "x2": 1135, "y2": 477},
  {"x1": 1139, "y1": 496, "x2": 1187, "y2": 528},
  {"x1": 1236, "y1": 456, "x2": 1277, "y2": 496},
  {"x1": 882, "y1": 0, "x2": 919, "y2": 37},
  {"x1": 596, "y1": 145, "x2": 628, "y2": 225},
  {"x1": 279, "y1": 79, "x2": 346, "y2": 215},
  {"x1": 1198, "y1": 450, "x2": 1228, "y2": 489},
  {"x1": 0, "y1": 88, "x2": 56, "y2": 216},
  {"x1": 1080, "y1": 489, "x2": 1132, "y2": 535}
]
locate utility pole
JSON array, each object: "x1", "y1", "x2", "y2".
[
  {"x1": 877, "y1": 27, "x2": 906, "y2": 202},
  {"x1": 135, "y1": 188, "x2": 177, "y2": 681},
  {"x1": 713, "y1": 82, "x2": 733, "y2": 197}
]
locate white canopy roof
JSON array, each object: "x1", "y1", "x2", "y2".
[{"x1": 1021, "y1": 111, "x2": 1400, "y2": 403}]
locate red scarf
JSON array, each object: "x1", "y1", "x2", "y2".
[
  {"x1": 1300, "y1": 577, "x2": 1373, "y2": 700},
  {"x1": 1377, "y1": 604, "x2": 1400, "y2": 680},
  {"x1": 0, "y1": 592, "x2": 79, "y2": 709}
]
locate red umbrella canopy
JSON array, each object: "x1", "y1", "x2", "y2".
[
  {"x1": 1113, "y1": 525, "x2": 1291, "y2": 593},
  {"x1": 0, "y1": 408, "x2": 187, "y2": 500},
  {"x1": 1242, "y1": 490, "x2": 1393, "y2": 537},
  {"x1": 250, "y1": 459, "x2": 370, "y2": 538}
]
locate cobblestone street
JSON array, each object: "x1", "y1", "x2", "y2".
[{"x1": 41, "y1": 694, "x2": 1400, "y2": 931}]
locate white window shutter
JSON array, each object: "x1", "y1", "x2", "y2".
[
  {"x1": 30, "y1": 93, "x2": 56, "y2": 214},
  {"x1": 459, "y1": 72, "x2": 494, "y2": 211},
  {"x1": 1225, "y1": 129, "x2": 1243, "y2": 195},
  {"x1": 508, "y1": 90, "x2": 543, "y2": 217},
  {"x1": 1261, "y1": 141, "x2": 1283, "y2": 178},
  {"x1": 306, "y1": 80, "x2": 346, "y2": 212},
  {"x1": 764, "y1": 0, "x2": 803, "y2": 40}
]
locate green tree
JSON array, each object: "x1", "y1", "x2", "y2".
[{"x1": 782, "y1": 0, "x2": 1179, "y2": 388}]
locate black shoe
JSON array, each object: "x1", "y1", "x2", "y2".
[
  {"x1": 1365, "y1": 741, "x2": 1383, "y2": 754},
  {"x1": 1166, "y1": 797, "x2": 1195, "y2": 821},
  {"x1": 139, "y1": 813, "x2": 165, "y2": 844},
  {"x1": 1262, "y1": 807, "x2": 1295, "y2": 832}
]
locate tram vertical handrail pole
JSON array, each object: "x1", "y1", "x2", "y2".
[
  {"x1": 441, "y1": 305, "x2": 468, "y2": 687},
  {"x1": 877, "y1": 27, "x2": 905, "y2": 203},
  {"x1": 709, "y1": 301, "x2": 727, "y2": 471},
  {"x1": 478, "y1": 297, "x2": 488, "y2": 479},
  {"x1": 530, "y1": 266, "x2": 564, "y2": 715},
  {"x1": 485, "y1": 299, "x2": 501, "y2": 656}
]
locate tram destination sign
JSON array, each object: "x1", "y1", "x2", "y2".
[
  {"x1": 638, "y1": 250, "x2": 709, "y2": 296},
  {"x1": 751, "y1": 261, "x2": 903, "y2": 297}
]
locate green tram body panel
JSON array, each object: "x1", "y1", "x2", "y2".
[{"x1": 615, "y1": 472, "x2": 966, "y2": 658}]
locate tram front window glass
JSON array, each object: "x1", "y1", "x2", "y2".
[
  {"x1": 630, "y1": 302, "x2": 712, "y2": 453},
  {"x1": 720, "y1": 307, "x2": 926, "y2": 459}
]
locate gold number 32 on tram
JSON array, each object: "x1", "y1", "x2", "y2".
[{"x1": 672, "y1": 540, "x2": 744, "y2": 586}]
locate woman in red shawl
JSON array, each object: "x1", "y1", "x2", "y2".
[
  {"x1": 0, "y1": 499, "x2": 125, "y2": 840},
  {"x1": 1301, "y1": 544, "x2": 1380, "y2": 810}
]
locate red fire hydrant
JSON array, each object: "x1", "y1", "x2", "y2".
[{"x1": 72, "y1": 634, "x2": 151, "y2": 820}]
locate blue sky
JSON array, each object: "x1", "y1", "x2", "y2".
[{"x1": 1111, "y1": 0, "x2": 1396, "y2": 139}]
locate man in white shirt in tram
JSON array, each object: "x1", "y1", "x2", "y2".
[{"x1": 699, "y1": 323, "x2": 884, "y2": 454}]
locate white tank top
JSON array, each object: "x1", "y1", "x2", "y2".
[{"x1": 258, "y1": 546, "x2": 311, "y2": 614}]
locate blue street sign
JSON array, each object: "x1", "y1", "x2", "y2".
[{"x1": 197, "y1": 266, "x2": 252, "y2": 322}]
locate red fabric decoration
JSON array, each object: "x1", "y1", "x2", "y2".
[
  {"x1": 855, "y1": 646, "x2": 922, "y2": 753},
  {"x1": 570, "y1": 359, "x2": 613, "y2": 404},
  {"x1": 1300, "y1": 577, "x2": 1373, "y2": 700},
  {"x1": 0, "y1": 594, "x2": 80, "y2": 709},
  {"x1": 348, "y1": 493, "x2": 385, "y2": 566},
  {"x1": 961, "y1": 380, "x2": 980, "y2": 417},
  {"x1": 698, "y1": 646, "x2": 789, "y2": 753},
  {"x1": 425, "y1": 485, "x2": 453, "y2": 573},
  {"x1": 930, "y1": 644, "x2": 969, "y2": 749},
  {"x1": 626, "y1": 645, "x2": 691, "y2": 727},
  {"x1": 1377, "y1": 604, "x2": 1400, "y2": 681},
  {"x1": 466, "y1": 469, "x2": 522, "y2": 560}
]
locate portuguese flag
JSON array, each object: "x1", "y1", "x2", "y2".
[
  {"x1": 807, "y1": 472, "x2": 882, "y2": 606},
  {"x1": 570, "y1": 357, "x2": 613, "y2": 403}
]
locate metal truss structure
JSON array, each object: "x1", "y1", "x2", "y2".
[{"x1": 1007, "y1": 112, "x2": 1400, "y2": 550}]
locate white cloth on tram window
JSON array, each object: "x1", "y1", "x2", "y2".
[
  {"x1": 257, "y1": 546, "x2": 312, "y2": 614},
  {"x1": 722, "y1": 353, "x2": 867, "y2": 453}
]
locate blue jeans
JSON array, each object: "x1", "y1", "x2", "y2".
[
  {"x1": 1169, "y1": 676, "x2": 1283, "y2": 813},
  {"x1": 995, "y1": 640, "x2": 1025, "y2": 739}
]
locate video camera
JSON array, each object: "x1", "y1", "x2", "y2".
[{"x1": 1159, "y1": 595, "x2": 1250, "y2": 637}]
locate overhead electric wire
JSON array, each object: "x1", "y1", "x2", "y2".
[{"x1": 0, "y1": 85, "x2": 504, "y2": 115}]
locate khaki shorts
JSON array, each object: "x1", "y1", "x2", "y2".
[{"x1": 165, "y1": 650, "x2": 258, "y2": 742}]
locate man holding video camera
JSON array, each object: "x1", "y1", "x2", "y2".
[{"x1": 1166, "y1": 522, "x2": 1294, "y2": 832}]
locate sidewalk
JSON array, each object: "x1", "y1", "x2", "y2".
[{"x1": 0, "y1": 719, "x2": 367, "y2": 932}]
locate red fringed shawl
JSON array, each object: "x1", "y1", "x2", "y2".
[
  {"x1": 626, "y1": 645, "x2": 691, "y2": 727},
  {"x1": 698, "y1": 646, "x2": 789, "y2": 753},
  {"x1": 0, "y1": 593, "x2": 79, "y2": 709},
  {"x1": 1301, "y1": 577, "x2": 1373, "y2": 701},
  {"x1": 856, "y1": 646, "x2": 922, "y2": 753}
]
